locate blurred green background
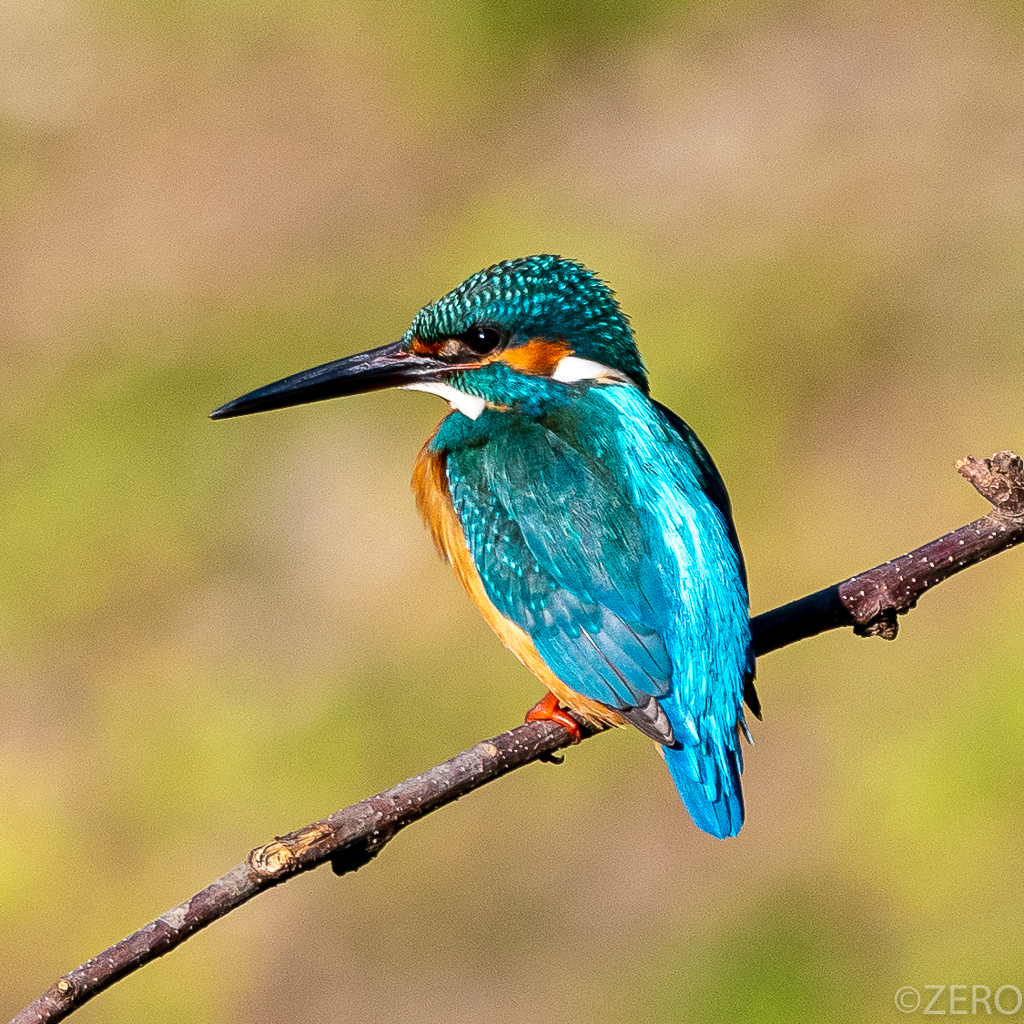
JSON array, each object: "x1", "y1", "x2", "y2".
[{"x1": 3, "y1": 0, "x2": 1023, "y2": 1021}]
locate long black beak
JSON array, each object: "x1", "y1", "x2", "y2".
[{"x1": 210, "y1": 340, "x2": 450, "y2": 419}]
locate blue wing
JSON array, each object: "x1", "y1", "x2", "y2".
[
  {"x1": 438, "y1": 384, "x2": 753, "y2": 838},
  {"x1": 654, "y1": 399, "x2": 760, "y2": 719}
]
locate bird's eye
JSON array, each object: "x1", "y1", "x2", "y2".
[{"x1": 458, "y1": 325, "x2": 506, "y2": 355}]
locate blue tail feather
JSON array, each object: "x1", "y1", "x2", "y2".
[{"x1": 661, "y1": 736, "x2": 745, "y2": 840}]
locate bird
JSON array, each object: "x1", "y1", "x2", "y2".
[{"x1": 211, "y1": 255, "x2": 759, "y2": 838}]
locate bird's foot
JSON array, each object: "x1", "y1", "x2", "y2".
[{"x1": 524, "y1": 692, "x2": 582, "y2": 743}]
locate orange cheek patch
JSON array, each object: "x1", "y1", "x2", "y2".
[
  {"x1": 409, "y1": 333, "x2": 441, "y2": 356},
  {"x1": 495, "y1": 337, "x2": 572, "y2": 376}
]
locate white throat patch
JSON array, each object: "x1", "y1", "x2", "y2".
[
  {"x1": 404, "y1": 381, "x2": 486, "y2": 420},
  {"x1": 551, "y1": 356, "x2": 630, "y2": 384}
]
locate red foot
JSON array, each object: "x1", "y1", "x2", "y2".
[{"x1": 525, "y1": 692, "x2": 582, "y2": 743}]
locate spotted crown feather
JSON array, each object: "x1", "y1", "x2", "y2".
[{"x1": 405, "y1": 255, "x2": 649, "y2": 392}]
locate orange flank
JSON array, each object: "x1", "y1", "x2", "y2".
[
  {"x1": 492, "y1": 337, "x2": 571, "y2": 376},
  {"x1": 412, "y1": 431, "x2": 624, "y2": 732}
]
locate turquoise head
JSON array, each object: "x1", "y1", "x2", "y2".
[{"x1": 211, "y1": 255, "x2": 648, "y2": 421}]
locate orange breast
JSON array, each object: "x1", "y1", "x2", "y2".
[{"x1": 411, "y1": 431, "x2": 624, "y2": 730}]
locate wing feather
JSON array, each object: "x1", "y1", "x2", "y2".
[{"x1": 434, "y1": 383, "x2": 754, "y2": 838}]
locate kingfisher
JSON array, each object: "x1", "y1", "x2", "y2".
[{"x1": 211, "y1": 255, "x2": 759, "y2": 838}]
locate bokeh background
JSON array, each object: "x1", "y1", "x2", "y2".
[{"x1": 3, "y1": 1, "x2": 1023, "y2": 1021}]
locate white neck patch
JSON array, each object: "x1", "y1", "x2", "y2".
[
  {"x1": 551, "y1": 356, "x2": 631, "y2": 385},
  {"x1": 404, "y1": 381, "x2": 487, "y2": 420}
]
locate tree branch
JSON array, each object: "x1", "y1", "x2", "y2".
[
  {"x1": 752, "y1": 451, "x2": 1024, "y2": 655},
  {"x1": 11, "y1": 451, "x2": 1023, "y2": 1024}
]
